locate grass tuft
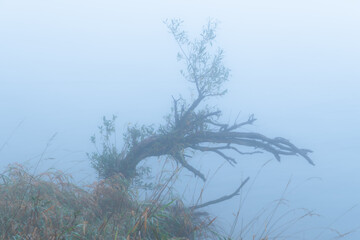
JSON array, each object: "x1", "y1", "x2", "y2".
[{"x1": 0, "y1": 163, "x2": 215, "y2": 240}]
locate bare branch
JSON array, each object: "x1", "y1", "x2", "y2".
[
  {"x1": 172, "y1": 96, "x2": 180, "y2": 126},
  {"x1": 226, "y1": 145, "x2": 263, "y2": 155},
  {"x1": 225, "y1": 114, "x2": 256, "y2": 132},
  {"x1": 172, "y1": 151, "x2": 206, "y2": 181},
  {"x1": 190, "y1": 145, "x2": 237, "y2": 166},
  {"x1": 191, "y1": 177, "x2": 250, "y2": 210},
  {"x1": 205, "y1": 120, "x2": 228, "y2": 130}
]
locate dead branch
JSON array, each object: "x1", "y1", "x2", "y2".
[{"x1": 190, "y1": 177, "x2": 250, "y2": 210}]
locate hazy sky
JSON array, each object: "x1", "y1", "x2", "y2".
[{"x1": 1, "y1": 1, "x2": 359, "y2": 239}]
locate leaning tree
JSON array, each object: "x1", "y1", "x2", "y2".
[{"x1": 89, "y1": 19, "x2": 314, "y2": 186}]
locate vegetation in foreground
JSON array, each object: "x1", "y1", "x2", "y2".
[
  {"x1": 0, "y1": 163, "x2": 218, "y2": 240},
  {"x1": 0, "y1": 162, "x2": 356, "y2": 240}
]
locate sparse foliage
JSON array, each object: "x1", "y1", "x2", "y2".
[{"x1": 88, "y1": 116, "x2": 153, "y2": 189}]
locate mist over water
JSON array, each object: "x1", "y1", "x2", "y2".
[{"x1": 1, "y1": 0, "x2": 359, "y2": 239}]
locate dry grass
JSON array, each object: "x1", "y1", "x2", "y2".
[
  {"x1": 0, "y1": 163, "x2": 216, "y2": 240},
  {"x1": 0, "y1": 163, "x2": 354, "y2": 240}
]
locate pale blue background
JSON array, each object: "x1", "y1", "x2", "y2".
[{"x1": 1, "y1": 1, "x2": 359, "y2": 239}]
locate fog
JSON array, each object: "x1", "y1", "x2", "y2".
[{"x1": 1, "y1": 0, "x2": 359, "y2": 239}]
